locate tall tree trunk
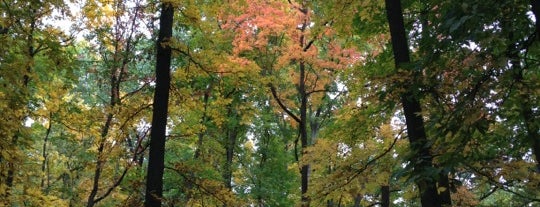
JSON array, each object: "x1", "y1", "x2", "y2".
[
  {"x1": 384, "y1": 0, "x2": 449, "y2": 206},
  {"x1": 531, "y1": 0, "x2": 540, "y2": 37},
  {"x1": 223, "y1": 108, "x2": 238, "y2": 191},
  {"x1": 381, "y1": 185, "x2": 390, "y2": 207},
  {"x1": 299, "y1": 61, "x2": 310, "y2": 207},
  {"x1": 221, "y1": 104, "x2": 239, "y2": 207},
  {"x1": 419, "y1": 3, "x2": 454, "y2": 204},
  {"x1": 144, "y1": 2, "x2": 173, "y2": 207},
  {"x1": 526, "y1": 0, "x2": 540, "y2": 172}
]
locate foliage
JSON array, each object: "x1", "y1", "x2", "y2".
[{"x1": 0, "y1": 0, "x2": 539, "y2": 206}]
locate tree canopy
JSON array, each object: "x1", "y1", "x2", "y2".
[{"x1": 0, "y1": 0, "x2": 539, "y2": 206}]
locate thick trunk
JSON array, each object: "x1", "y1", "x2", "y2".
[
  {"x1": 401, "y1": 95, "x2": 441, "y2": 206},
  {"x1": 438, "y1": 172, "x2": 452, "y2": 204},
  {"x1": 531, "y1": 0, "x2": 540, "y2": 39},
  {"x1": 381, "y1": 185, "x2": 390, "y2": 207},
  {"x1": 144, "y1": 2, "x2": 173, "y2": 207},
  {"x1": 384, "y1": 0, "x2": 447, "y2": 206},
  {"x1": 523, "y1": 106, "x2": 540, "y2": 172},
  {"x1": 527, "y1": 0, "x2": 540, "y2": 172}
]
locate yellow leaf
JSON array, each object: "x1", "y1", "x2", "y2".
[{"x1": 437, "y1": 187, "x2": 446, "y2": 193}]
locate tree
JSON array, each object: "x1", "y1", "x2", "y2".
[
  {"x1": 384, "y1": 0, "x2": 451, "y2": 206},
  {"x1": 144, "y1": 1, "x2": 174, "y2": 206},
  {"x1": 0, "y1": 0, "x2": 73, "y2": 204},
  {"x1": 414, "y1": 0, "x2": 540, "y2": 204},
  {"x1": 224, "y1": 1, "x2": 360, "y2": 205},
  {"x1": 79, "y1": 0, "x2": 155, "y2": 206},
  {"x1": 2, "y1": 0, "x2": 540, "y2": 206}
]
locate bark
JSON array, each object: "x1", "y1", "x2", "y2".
[
  {"x1": 531, "y1": 0, "x2": 540, "y2": 39},
  {"x1": 223, "y1": 108, "x2": 238, "y2": 191},
  {"x1": 87, "y1": 114, "x2": 113, "y2": 207},
  {"x1": 194, "y1": 85, "x2": 212, "y2": 160},
  {"x1": 526, "y1": 0, "x2": 540, "y2": 172},
  {"x1": 419, "y1": 7, "x2": 454, "y2": 204},
  {"x1": 221, "y1": 101, "x2": 240, "y2": 207},
  {"x1": 0, "y1": 26, "x2": 7, "y2": 34},
  {"x1": 144, "y1": 2, "x2": 173, "y2": 207},
  {"x1": 438, "y1": 173, "x2": 452, "y2": 205},
  {"x1": 384, "y1": 0, "x2": 448, "y2": 206},
  {"x1": 268, "y1": 11, "x2": 311, "y2": 207},
  {"x1": 299, "y1": 61, "x2": 310, "y2": 207},
  {"x1": 381, "y1": 185, "x2": 390, "y2": 207},
  {"x1": 353, "y1": 193, "x2": 362, "y2": 207},
  {"x1": 523, "y1": 106, "x2": 540, "y2": 172}
]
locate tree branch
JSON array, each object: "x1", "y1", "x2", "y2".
[
  {"x1": 269, "y1": 84, "x2": 301, "y2": 123},
  {"x1": 164, "y1": 166, "x2": 230, "y2": 205},
  {"x1": 465, "y1": 164, "x2": 540, "y2": 202},
  {"x1": 479, "y1": 186, "x2": 498, "y2": 201},
  {"x1": 304, "y1": 39, "x2": 315, "y2": 51},
  {"x1": 318, "y1": 128, "x2": 403, "y2": 197}
]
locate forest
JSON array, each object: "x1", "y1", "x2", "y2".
[{"x1": 0, "y1": 0, "x2": 539, "y2": 206}]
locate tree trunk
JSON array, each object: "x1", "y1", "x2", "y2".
[
  {"x1": 299, "y1": 61, "x2": 310, "y2": 207},
  {"x1": 381, "y1": 185, "x2": 390, "y2": 207},
  {"x1": 326, "y1": 199, "x2": 334, "y2": 207},
  {"x1": 222, "y1": 102, "x2": 240, "y2": 207},
  {"x1": 353, "y1": 193, "x2": 362, "y2": 207},
  {"x1": 384, "y1": 0, "x2": 449, "y2": 206},
  {"x1": 223, "y1": 107, "x2": 238, "y2": 191},
  {"x1": 87, "y1": 114, "x2": 113, "y2": 207},
  {"x1": 526, "y1": 0, "x2": 540, "y2": 172},
  {"x1": 144, "y1": 2, "x2": 173, "y2": 207},
  {"x1": 87, "y1": 28, "x2": 122, "y2": 207},
  {"x1": 531, "y1": 0, "x2": 540, "y2": 39}
]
